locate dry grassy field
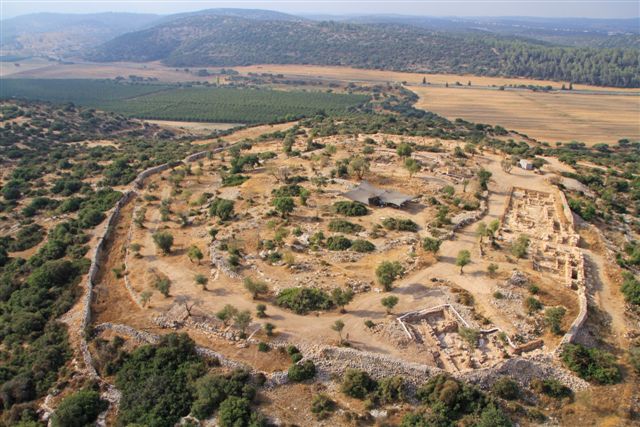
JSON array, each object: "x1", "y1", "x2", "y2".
[
  {"x1": 410, "y1": 85, "x2": 640, "y2": 144},
  {"x1": 233, "y1": 64, "x2": 639, "y2": 92},
  {"x1": 6, "y1": 60, "x2": 638, "y2": 144}
]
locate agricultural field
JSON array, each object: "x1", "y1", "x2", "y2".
[
  {"x1": 410, "y1": 85, "x2": 640, "y2": 144},
  {"x1": 0, "y1": 79, "x2": 369, "y2": 124}
]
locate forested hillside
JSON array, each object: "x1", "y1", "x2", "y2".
[{"x1": 88, "y1": 14, "x2": 640, "y2": 88}]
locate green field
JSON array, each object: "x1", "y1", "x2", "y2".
[{"x1": 0, "y1": 79, "x2": 369, "y2": 124}]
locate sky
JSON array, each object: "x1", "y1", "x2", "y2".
[{"x1": 1, "y1": 0, "x2": 638, "y2": 19}]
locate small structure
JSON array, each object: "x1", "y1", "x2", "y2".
[
  {"x1": 519, "y1": 159, "x2": 534, "y2": 170},
  {"x1": 342, "y1": 181, "x2": 415, "y2": 208}
]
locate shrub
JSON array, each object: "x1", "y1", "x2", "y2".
[
  {"x1": 257, "y1": 342, "x2": 270, "y2": 352},
  {"x1": 326, "y1": 235, "x2": 352, "y2": 251},
  {"x1": 530, "y1": 378, "x2": 571, "y2": 399},
  {"x1": 217, "y1": 397, "x2": 263, "y2": 427},
  {"x1": 78, "y1": 208, "x2": 105, "y2": 228},
  {"x1": 351, "y1": 239, "x2": 375, "y2": 253},
  {"x1": 288, "y1": 360, "x2": 316, "y2": 382},
  {"x1": 341, "y1": 369, "x2": 377, "y2": 399},
  {"x1": 276, "y1": 287, "x2": 334, "y2": 314},
  {"x1": 422, "y1": 237, "x2": 441, "y2": 254},
  {"x1": 272, "y1": 184, "x2": 304, "y2": 197},
  {"x1": 512, "y1": 234, "x2": 530, "y2": 258},
  {"x1": 561, "y1": 344, "x2": 621, "y2": 384},
  {"x1": 621, "y1": 272, "x2": 640, "y2": 305},
  {"x1": 416, "y1": 374, "x2": 488, "y2": 419},
  {"x1": 51, "y1": 390, "x2": 107, "y2": 427},
  {"x1": 209, "y1": 198, "x2": 234, "y2": 221},
  {"x1": 328, "y1": 219, "x2": 364, "y2": 234},
  {"x1": 154, "y1": 277, "x2": 171, "y2": 297},
  {"x1": 376, "y1": 376, "x2": 405, "y2": 404},
  {"x1": 152, "y1": 231, "x2": 173, "y2": 255},
  {"x1": 459, "y1": 327, "x2": 480, "y2": 348},
  {"x1": 524, "y1": 296, "x2": 542, "y2": 314},
  {"x1": 116, "y1": 334, "x2": 205, "y2": 427},
  {"x1": 333, "y1": 201, "x2": 369, "y2": 216},
  {"x1": 376, "y1": 261, "x2": 404, "y2": 291},
  {"x1": 545, "y1": 307, "x2": 566, "y2": 335},
  {"x1": 221, "y1": 174, "x2": 249, "y2": 187},
  {"x1": 382, "y1": 217, "x2": 418, "y2": 232},
  {"x1": 311, "y1": 393, "x2": 336, "y2": 420},
  {"x1": 364, "y1": 320, "x2": 375, "y2": 328},
  {"x1": 491, "y1": 377, "x2": 519, "y2": 400}
]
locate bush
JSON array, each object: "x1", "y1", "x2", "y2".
[
  {"x1": 328, "y1": 219, "x2": 363, "y2": 234},
  {"x1": 217, "y1": 397, "x2": 263, "y2": 427},
  {"x1": 341, "y1": 369, "x2": 377, "y2": 399},
  {"x1": 621, "y1": 272, "x2": 640, "y2": 305},
  {"x1": 530, "y1": 378, "x2": 571, "y2": 399},
  {"x1": 221, "y1": 174, "x2": 249, "y2": 187},
  {"x1": 333, "y1": 201, "x2": 369, "y2": 216},
  {"x1": 416, "y1": 374, "x2": 488, "y2": 420},
  {"x1": 561, "y1": 344, "x2": 621, "y2": 384},
  {"x1": 351, "y1": 239, "x2": 375, "y2": 253},
  {"x1": 78, "y1": 208, "x2": 105, "y2": 228},
  {"x1": 545, "y1": 307, "x2": 566, "y2": 335},
  {"x1": 375, "y1": 261, "x2": 404, "y2": 290},
  {"x1": 209, "y1": 198, "x2": 234, "y2": 221},
  {"x1": 524, "y1": 296, "x2": 542, "y2": 314},
  {"x1": 422, "y1": 237, "x2": 441, "y2": 254},
  {"x1": 382, "y1": 217, "x2": 418, "y2": 232},
  {"x1": 326, "y1": 235, "x2": 352, "y2": 251},
  {"x1": 190, "y1": 370, "x2": 256, "y2": 420},
  {"x1": 152, "y1": 231, "x2": 173, "y2": 254},
  {"x1": 116, "y1": 333, "x2": 205, "y2": 427},
  {"x1": 276, "y1": 287, "x2": 334, "y2": 314},
  {"x1": 376, "y1": 376, "x2": 405, "y2": 404},
  {"x1": 257, "y1": 342, "x2": 270, "y2": 352},
  {"x1": 288, "y1": 360, "x2": 316, "y2": 382},
  {"x1": 311, "y1": 393, "x2": 336, "y2": 419},
  {"x1": 491, "y1": 377, "x2": 519, "y2": 400},
  {"x1": 51, "y1": 390, "x2": 107, "y2": 427}
]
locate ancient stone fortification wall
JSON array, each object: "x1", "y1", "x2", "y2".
[{"x1": 78, "y1": 190, "x2": 136, "y2": 378}]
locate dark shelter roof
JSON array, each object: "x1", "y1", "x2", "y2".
[{"x1": 342, "y1": 181, "x2": 415, "y2": 207}]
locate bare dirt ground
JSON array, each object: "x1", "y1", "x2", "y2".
[
  {"x1": 192, "y1": 121, "x2": 298, "y2": 145},
  {"x1": 409, "y1": 85, "x2": 640, "y2": 145},
  {"x1": 96, "y1": 131, "x2": 586, "y2": 371},
  {"x1": 144, "y1": 120, "x2": 242, "y2": 135}
]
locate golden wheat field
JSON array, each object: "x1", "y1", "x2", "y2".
[{"x1": 409, "y1": 85, "x2": 640, "y2": 144}]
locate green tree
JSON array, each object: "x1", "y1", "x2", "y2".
[
  {"x1": 209, "y1": 198, "x2": 234, "y2": 221},
  {"x1": 511, "y1": 234, "x2": 530, "y2": 259},
  {"x1": 243, "y1": 277, "x2": 268, "y2": 299},
  {"x1": 272, "y1": 196, "x2": 295, "y2": 218},
  {"x1": 422, "y1": 237, "x2": 441, "y2": 255},
  {"x1": 234, "y1": 310, "x2": 252, "y2": 336},
  {"x1": 348, "y1": 156, "x2": 369, "y2": 180},
  {"x1": 404, "y1": 158, "x2": 420, "y2": 177},
  {"x1": 396, "y1": 143, "x2": 413, "y2": 158},
  {"x1": 456, "y1": 250, "x2": 471, "y2": 274},
  {"x1": 381, "y1": 295, "x2": 399, "y2": 314},
  {"x1": 332, "y1": 288, "x2": 354, "y2": 313},
  {"x1": 256, "y1": 304, "x2": 267, "y2": 318},
  {"x1": 376, "y1": 261, "x2": 404, "y2": 291},
  {"x1": 195, "y1": 274, "x2": 208, "y2": 290},
  {"x1": 154, "y1": 277, "x2": 171, "y2": 297},
  {"x1": 331, "y1": 319, "x2": 345, "y2": 343},
  {"x1": 187, "y1": 245, "x2": 203, "y2": 264},
  {"x1": 217, "y1": 304, "x2": 239, "y2": 326},
  {"x1": 152, "y1": 231, "x2": 174, "y2": 255}
]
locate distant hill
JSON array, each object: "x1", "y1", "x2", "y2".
[
  {"x1": 88, "y1": 14, "x2": 640, "y2": 88},
  {"x1": 0, "y1": 12, "x2": 161, "y2": 57}
]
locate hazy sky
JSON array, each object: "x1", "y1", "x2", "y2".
[{"x1": 1, "y1": 0, "x2": 638, "y2": 19}]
